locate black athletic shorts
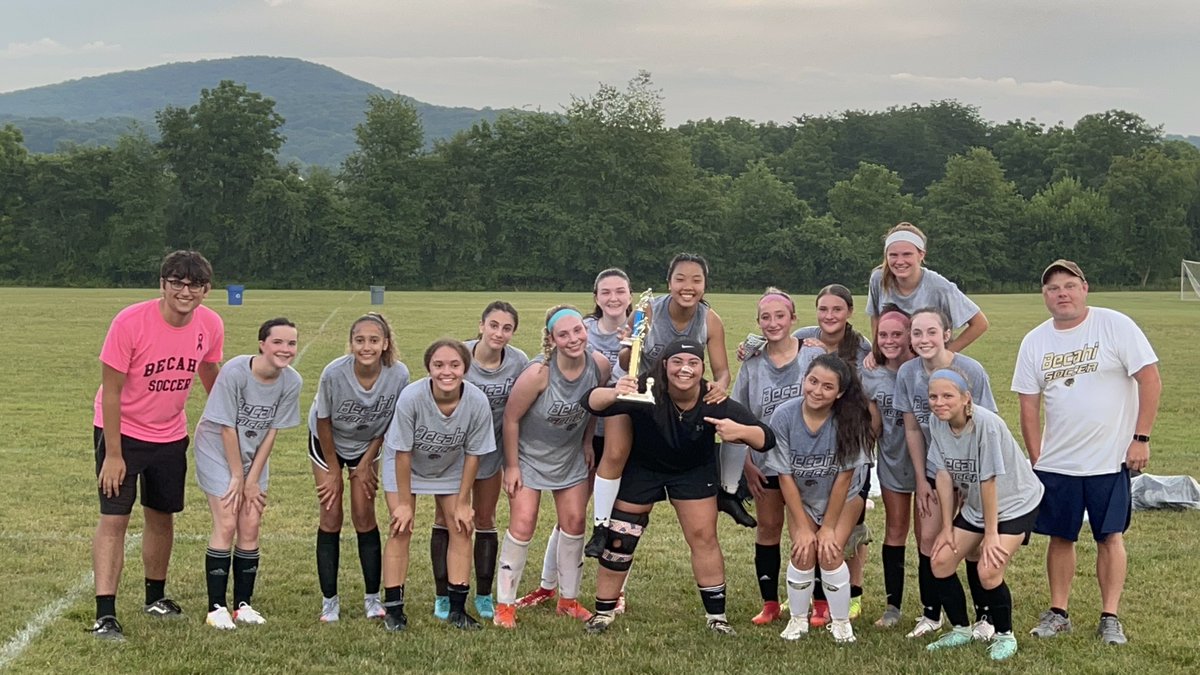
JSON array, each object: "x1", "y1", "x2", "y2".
[
  {"x1": 308, "y1": 434, "x2": 366, "y2": 470},
  {"x1": 618, "y1": 461, "x2": 719, "y2": 505},
  {"x1": 857, "y1": 471, "x2": 872, "y2": 525},
  {"x1": 93, "y1": 426, "x2": 188, "y2": 515},
  {"x1": 953, "y1": 506, "x2": 1040, "y2": 546}
]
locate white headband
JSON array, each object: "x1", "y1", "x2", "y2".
[{"x1": 884, "y1": 231, "x2": 926, "y2": 252}]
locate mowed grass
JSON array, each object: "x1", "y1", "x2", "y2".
[{"x1": 0, "y1": 287, "x2": 1196, "y2": 674}]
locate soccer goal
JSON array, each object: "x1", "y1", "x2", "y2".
[{"x1": 1183, "y1": 260, "x2": 1200, "y2": 301}]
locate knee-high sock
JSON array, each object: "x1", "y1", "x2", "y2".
[
  {"x1": 881, "y1": 544, "x2": 905, "y2": 609},
  {"x1": 316, "y1": 529, "x2": 340, "y2": 599},
  {"x1": 474, "y1": 529, "x2": 499, "y2": 595},
  {"x1": 983, "y1": 581, "x2": 1013, "y2": 634},
  {"x1": 539, "y1": 526, "x2": 561, "y2": 590},
  {"x1": 698, "y1": 583, "x2": 728, "y2": 621},
  {"x1": 821, "y1": 561, "x2": 852, "y2": 621},
  {"x1": 232, "y1": 547, "x2": 260, "y2": 607},
  {"x1": 785, "y1": 563, "x2": 815, "y2": 619},
  {"x1": 357, "y1": 528, "x2": 382, "y2": 595},
  {"x1": 592, "y1": 477, "x2": 621, "y2": 527},
  {"x1": 755, "y1": 543, "x2": 781, "y2": 602},
  {"x1": 496, "y1": 531, "x2": 531, "y2": 605},
  {"x1": 430, "y1": 525, "x2": 449, "y2": 597},
  {"x1": 918, "y1": 553, "x2": 941, "y2": 620},
  {"x1": 934, "y1": 571, "x2": 970, "y2": 627},
  {"x1": 205, "y1": 547, "x2": 232, "y2": 609},
  {"x1": 556, "y1": 531, "x2": 586, "y2": 599},
  {"x1": 719, "y1": 443, "x2": 748, "y2": 494},
  {"x1": 965, "y1": 559, "x2": 986, "y2": 622}
]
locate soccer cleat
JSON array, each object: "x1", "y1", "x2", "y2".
[
  {"x1": 1097, "y1": 616, "x2": 1127, "y2": 645},
  {"x1": 990, "y1": 632, "x2": 1019, "y2": 660},
  {"x1": 234, "y1": 602, "x2": 266, "y2": 625},
  {"x1": 91, "y1": 615, "x2": 125, "y2": 642},
  {"x1": 906, "y1": 615, "x2": 943, "y2": 638},
  {"x1": 143, "y1": 598, "x2": 184, "y2": 619},
  {"x1": 584, "y1": 612, "x2": 615, "y2": 635},
  {"x1": 780, "y1": 615, "x2": 809, "y2": 640},
  {"x1": 515, "y1": 586, "x2": 556, "y2": 608},
  {"x1": 320, "y1": 595, "x2": 341, "y2": 623},
  {"x1": 752, "y1": 600, "x2": 781, "y2": 625},
  {"x1": 474, "y1": 594, "x2": 495, "y2": 620},
  {"x1": 556, "y1": 598, "x2": 593, "y2": 622},
  {"x1": 1029, "y1": 609, "x2": 1072, "y2": 638},
  {"x1": 493, "y1": 603, "x2": 517, "y2": 629},
  {"x1": 206, "y1": 605, "x2": 236, "y2": 630},
  {"x1": 926, "y1": 625, "x2": 973, "y2": 651},
  {"x1": 364, "y1": 594, "x2": 385, "y2": 620},
  {"x1": 848, "y1": 596, "x2": 862, "y2": 621},
  {"x1": 383, "y1": 612, "x2": 408, "y2": 632},
  {"x1": 448, "y1": 610, "x2": 482, "y2": 630},
  {"x1": 614, "y1": 592, "x2": 626, "y2": 615},
  {"x1": 829, "y1": 618, "x2": 856, "y2": 644},
  {"x1": 716, "y1": 490, "x2": 757, "y2": 528},
  {"x1": 707, "y1": 618, "x2": 737, "y2": 635},
  {"x1": 584, "y1": 525, "x2": 608, "y2": 559},
  {"x1": 875, "y1": 605, "x2": 902, "y2": 628},
  {"x1": 971, "y1": 618, "x2": 996, "y2": 642},
  {"x1": 433, "y1": 595, "x2": 450, "y2": 620},
  {"x1": 810, "y1": 599, "x2": 830, "y2": 628}
]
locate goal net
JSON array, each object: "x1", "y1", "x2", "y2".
[{"x1": 1183, "y1": 260, "x2": 1200, "y2": 301}]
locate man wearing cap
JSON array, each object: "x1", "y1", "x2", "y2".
[{"x1": 1011, "y1": 259, "x2": 1160, "y2": 646}]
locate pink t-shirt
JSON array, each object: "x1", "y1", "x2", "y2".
[{"x1": 93, "y1": 299, "x2": 225, "y2": 442}]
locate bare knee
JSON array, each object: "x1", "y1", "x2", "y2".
[
  {"x1": 931, "y1": 548, "x2": 959, "y2": 578},
  {"x1": 96, "y1": 514, "x2": 131, "y2": 538},
  {"x1": 979, "y1": 565, "x2": 1006, "y2": 589}
]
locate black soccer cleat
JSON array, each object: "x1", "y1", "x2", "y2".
[
  {"x1": 143, "y1": 598, "x2": 184, "y2": 619},
  {"x1": 91, "y1": 615, "x2": 125, "y2": 642},
  {"x1": 584, "y1": 612, "x2": 615, "y2": 635},
  {"x1": 717, "y1": 490, "x2": 757, "y2": 528},
  {"x1": 584, "y1": 524, "x2": 609, "y2": 559},
  {"x1": 448, "y1": 610, "x2": 482, "y2": 631},
  {"x1": 383, "y1": 612, "x2": 408, "y2": 632}
]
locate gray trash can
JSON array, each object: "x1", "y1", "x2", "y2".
[{"x1": 370, "y1": 285, "x2": 385, "y2": 305}]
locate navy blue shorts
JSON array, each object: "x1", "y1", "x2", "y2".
[{"x1": 1033, "y1": 466, "x2": 1131, "y2": 542}]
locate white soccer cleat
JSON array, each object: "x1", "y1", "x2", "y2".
[
  {"x1": 906, "y1": 615, "x2": 943, "y2": 638},
  {"x1": 206, "y1": 605, "x2": 236, "y2": 630},
  {"x1": 234, "y1": 602, "x2": 266, "y2": 625},
  {"x1": 830, "y1": 618, "x2": 856, "y2": 643},
  {"x1": 972, "y1": 618, "x2": 997, "y2": 642},
  {"x1": 364, "y1": 593, "x2": 386, "y2": 620},
  {"x1": 320, "y1": 595, "x2": 340, "y2": 623},
  {"x1": 780, "y1": 615, "x2": 810, "y2": 640}
]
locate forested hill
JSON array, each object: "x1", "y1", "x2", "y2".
[{"x1": 0, "y1": 56, "x2": 512, "y2": 165}]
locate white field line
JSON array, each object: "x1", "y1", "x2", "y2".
[{"x1": 296, "y1": 292, "x2": 357, "y2": 366}]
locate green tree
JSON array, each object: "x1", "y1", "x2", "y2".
[
  {"x1": 0, "y1": 125, "x2": 30, "y2": 278},
  {"x1": 827, "y1": 162, "x2": 922, "y2": 284},
  {"x1": 1021, "y1": 178, "x2": 1121, "y2": 283},
  {"x1": 99, "y1": 133, "x2": 171, "y2": 285},
  {"x1": 1103, "y1": 147, "x2": 1195, "y2": 285},
  {"x1": 1052, "y1": 110, "x2": 1161, "y2": 190},
  {"x1": 718, "y1": 160, "x2": 809, "y2": 289}
]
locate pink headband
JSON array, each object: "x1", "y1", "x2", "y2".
[
  {"x1": 758, "y1": 293, "x2": 795, "y2": 313},
  {"x1": 878, "y1": 310, "x2": 910, "y2": 327}
]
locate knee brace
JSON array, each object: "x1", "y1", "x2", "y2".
[{"x1": 599, "y1": 509, "x2": 649, "y2": 572}]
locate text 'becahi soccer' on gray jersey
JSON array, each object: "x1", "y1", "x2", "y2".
[
  {"x1": 381, "y1": 379, "x2": 495, "y2": 495},
  {"x1": 464, "y1": 339, "x2": 528, "y2": 480},
  {"x1": 516, "y1": 354, "x2": 601, "y2": 490},
  {"x1": 194, "y1": 355, "x2": 303, "y2": 496},
  {"x1": 894, "y1": 353, "x2": 997, "y2": 456},
  {"x1": 307, "y1": 355, "x2": 410, "y2": 461},
  {"x1": 860, "y1": 365, "x2": 914, "y2": 493},
  {"x1": 725, "y1": 343, "x2": 823, "y2": 476},
  {"x1": 638, "y1": 295, "x2": 708, "y2": 376}
]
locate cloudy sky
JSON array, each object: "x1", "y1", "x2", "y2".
[{"x1": 3, "y1": 0, "x2": 1197, "y2": 134}]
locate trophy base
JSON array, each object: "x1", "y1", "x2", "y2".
[{"x1": 616, "y1": 377, "x2": 656, "y2": 405}]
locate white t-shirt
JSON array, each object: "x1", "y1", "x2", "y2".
[{"x1": 1011, "y1": 307, "x2": 1157, "y2": 476}]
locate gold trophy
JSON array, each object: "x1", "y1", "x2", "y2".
[{"x1": 618, "y1": 289, "x2": 656, "y2": 404}]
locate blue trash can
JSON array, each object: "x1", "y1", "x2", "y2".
[
  {"x1": 227, "y1": 285, "x2": 245, "y2": 306},
  {"x1": 370, "y1": 285, "x2": 385, "y2": 305}
]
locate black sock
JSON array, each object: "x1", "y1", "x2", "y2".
[
  {"x1": 698, "y1": 583, "x2": 727, "y2": 616},
  {"x1": 1100, "y1": 611, "x2": 1117, "y2": 620},
  {"x1": 595, "y1": 597, "x2": 619, "y2": 615},
  {"x1": 96, "y1": 595, "x2": 116, "y2": 620},
  {"x1": 882, "y1": 544, "x2": 905, "y2": 608},
  {"x1": 988, "y1": 581, "x2": 1013, "y2": 633},
  {"x1": 474, "y1": 529, "x2": 499, "y2": 595},
  {"x1": 233, "y1": 547, "x2": 260, "y2": 607},
  {"x1": 357, "y1": 528, "x2": 382, "y2": 595},
  {"x1": 813, "y1": 567, "x2": 826, "y2": 602},
  {"x1": 850, "y1": 584, "x2": 863, "y2": 598},
  {"x1": 754, "y1": 543, "x2": 781, "y2": 602},
  {"x1": 144, "y1": 578, "x2": 166, "y2": 605},
  {"x1": 205, "y1": 547, "x2": 232, "y2": 609},
  {"x1": 316, "y1": 529, "x2": 340, "y2": 599},
  {"x1": 965, "y1": 559, "x2": 986, "y2": 622},
  {"x1": 430, "y1": 526, "x2": 449, "y2": 597},
  {"x1": 1052, "y1": 606, "x2": 1069, "y2": 619},
  {"x1": 384, "y1": 585, "x2": 405, "y2": 618},
  {"x1": 934, "y1": 573, "x2": 970, "y2": 627},
  {"x1": 918, "y1": 553, "x2": 941, "y2": 620},
  {"x1": 448, "y1": 583, "x2": 469, "y2": 614}
]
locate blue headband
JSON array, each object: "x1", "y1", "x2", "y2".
[
  {"x1": 546, "y1": 308, "x2": 583, "y2": 331},
  {"x1": 929, "y1": 368, "x2": 969, "y2": 392}
]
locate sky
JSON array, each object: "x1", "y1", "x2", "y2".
[{"x1": 2, "y1": 0, "x2": 1197, "y2": 134}]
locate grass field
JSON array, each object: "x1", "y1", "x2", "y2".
[{"x1": 0, "y1": 287, "x2": 1196, "y2": 674}]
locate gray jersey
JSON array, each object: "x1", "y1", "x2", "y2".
[
  {"x1": 307, "y1": 355, "x2": 410, "y2": 461},
  {"x1": 517, "y1": 354, "x2": 601, "y2": 490},
  {"x1": 640, "y1": 295, "x2": 708, "y2": 376},
  {"x1": 381, "y1": 379, "x2": 495, "y2": 495},
  {"x1": 585, "y1": 316, "x2": 624, "y2": 437},
  {"x1": 928, "y1": 407, "x2": 1043, "y2": 527},
  {"x1": 195, "y1": 355, "x2": 303, "y2": 495},
  {"x1": 725, "y1": 343, "x2": 818, "y2": 476},
  {"x1": 860, "y1": 366, "x2": 914, "y2": 493},
  {"x1": 866, "y1": 267, "x2": 981, "y2": 330},
  {"x1": 765, "y1": 397, "x2": 869, "y2": 525},
  {"x1": 895, "y1": 353, "x2": 997, "y2": 474},
  {"x1": 464, "y1": 340, "x2": 528, "y2": 480},
  {"x1": 793, "y1": 326, "x2": 871, "y2": 365}
]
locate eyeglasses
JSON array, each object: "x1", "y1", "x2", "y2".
[{"x1": 163, "y1": 277, "x2": 207, "y2": 292}]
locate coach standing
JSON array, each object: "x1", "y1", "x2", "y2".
[
  {"x1": 90, "y1": 251, "x2": 225, "y2": 641},
  {"x1": 1011, "y1": 259, "x2": 1160, "y2": 646}
]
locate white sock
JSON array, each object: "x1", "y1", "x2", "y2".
[
  {"x1": 785, "y1": 562, "x2": 815, "y2": 618},
  {"x1": 719, "y1": 442, "x2": 748, "y2": 493},
  {"x1": 496, "y1": 531, "x2": 530, "y2": 605},
  {"x1": 539, "y1": 526, "x2": 560, "y2": 590},
  {"x1": 821, "y1": 561, "x2": 851, "y2": 621},
  {"x1": 556, "y1": 531, "x2": 585, "y2": 600},
  {"x1": 593, "y1": 477, "x2": 621, "y2": 527}
]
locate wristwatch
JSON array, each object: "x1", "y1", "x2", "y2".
[{"x1": 1132, "y1": 434, "x2": 1151, "y2": 443}]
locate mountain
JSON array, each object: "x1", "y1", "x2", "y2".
[{"x1": 0, "y1": 56, "x2": 514, "y2": 166}]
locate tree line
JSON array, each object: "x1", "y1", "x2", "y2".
[{"x1": 1, "y1": 72, "x2": 1197, "y2": 293}]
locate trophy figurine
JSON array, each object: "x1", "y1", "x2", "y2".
[{"x1": 618, "y1": 288, "x2": 656, "y2": 404}]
